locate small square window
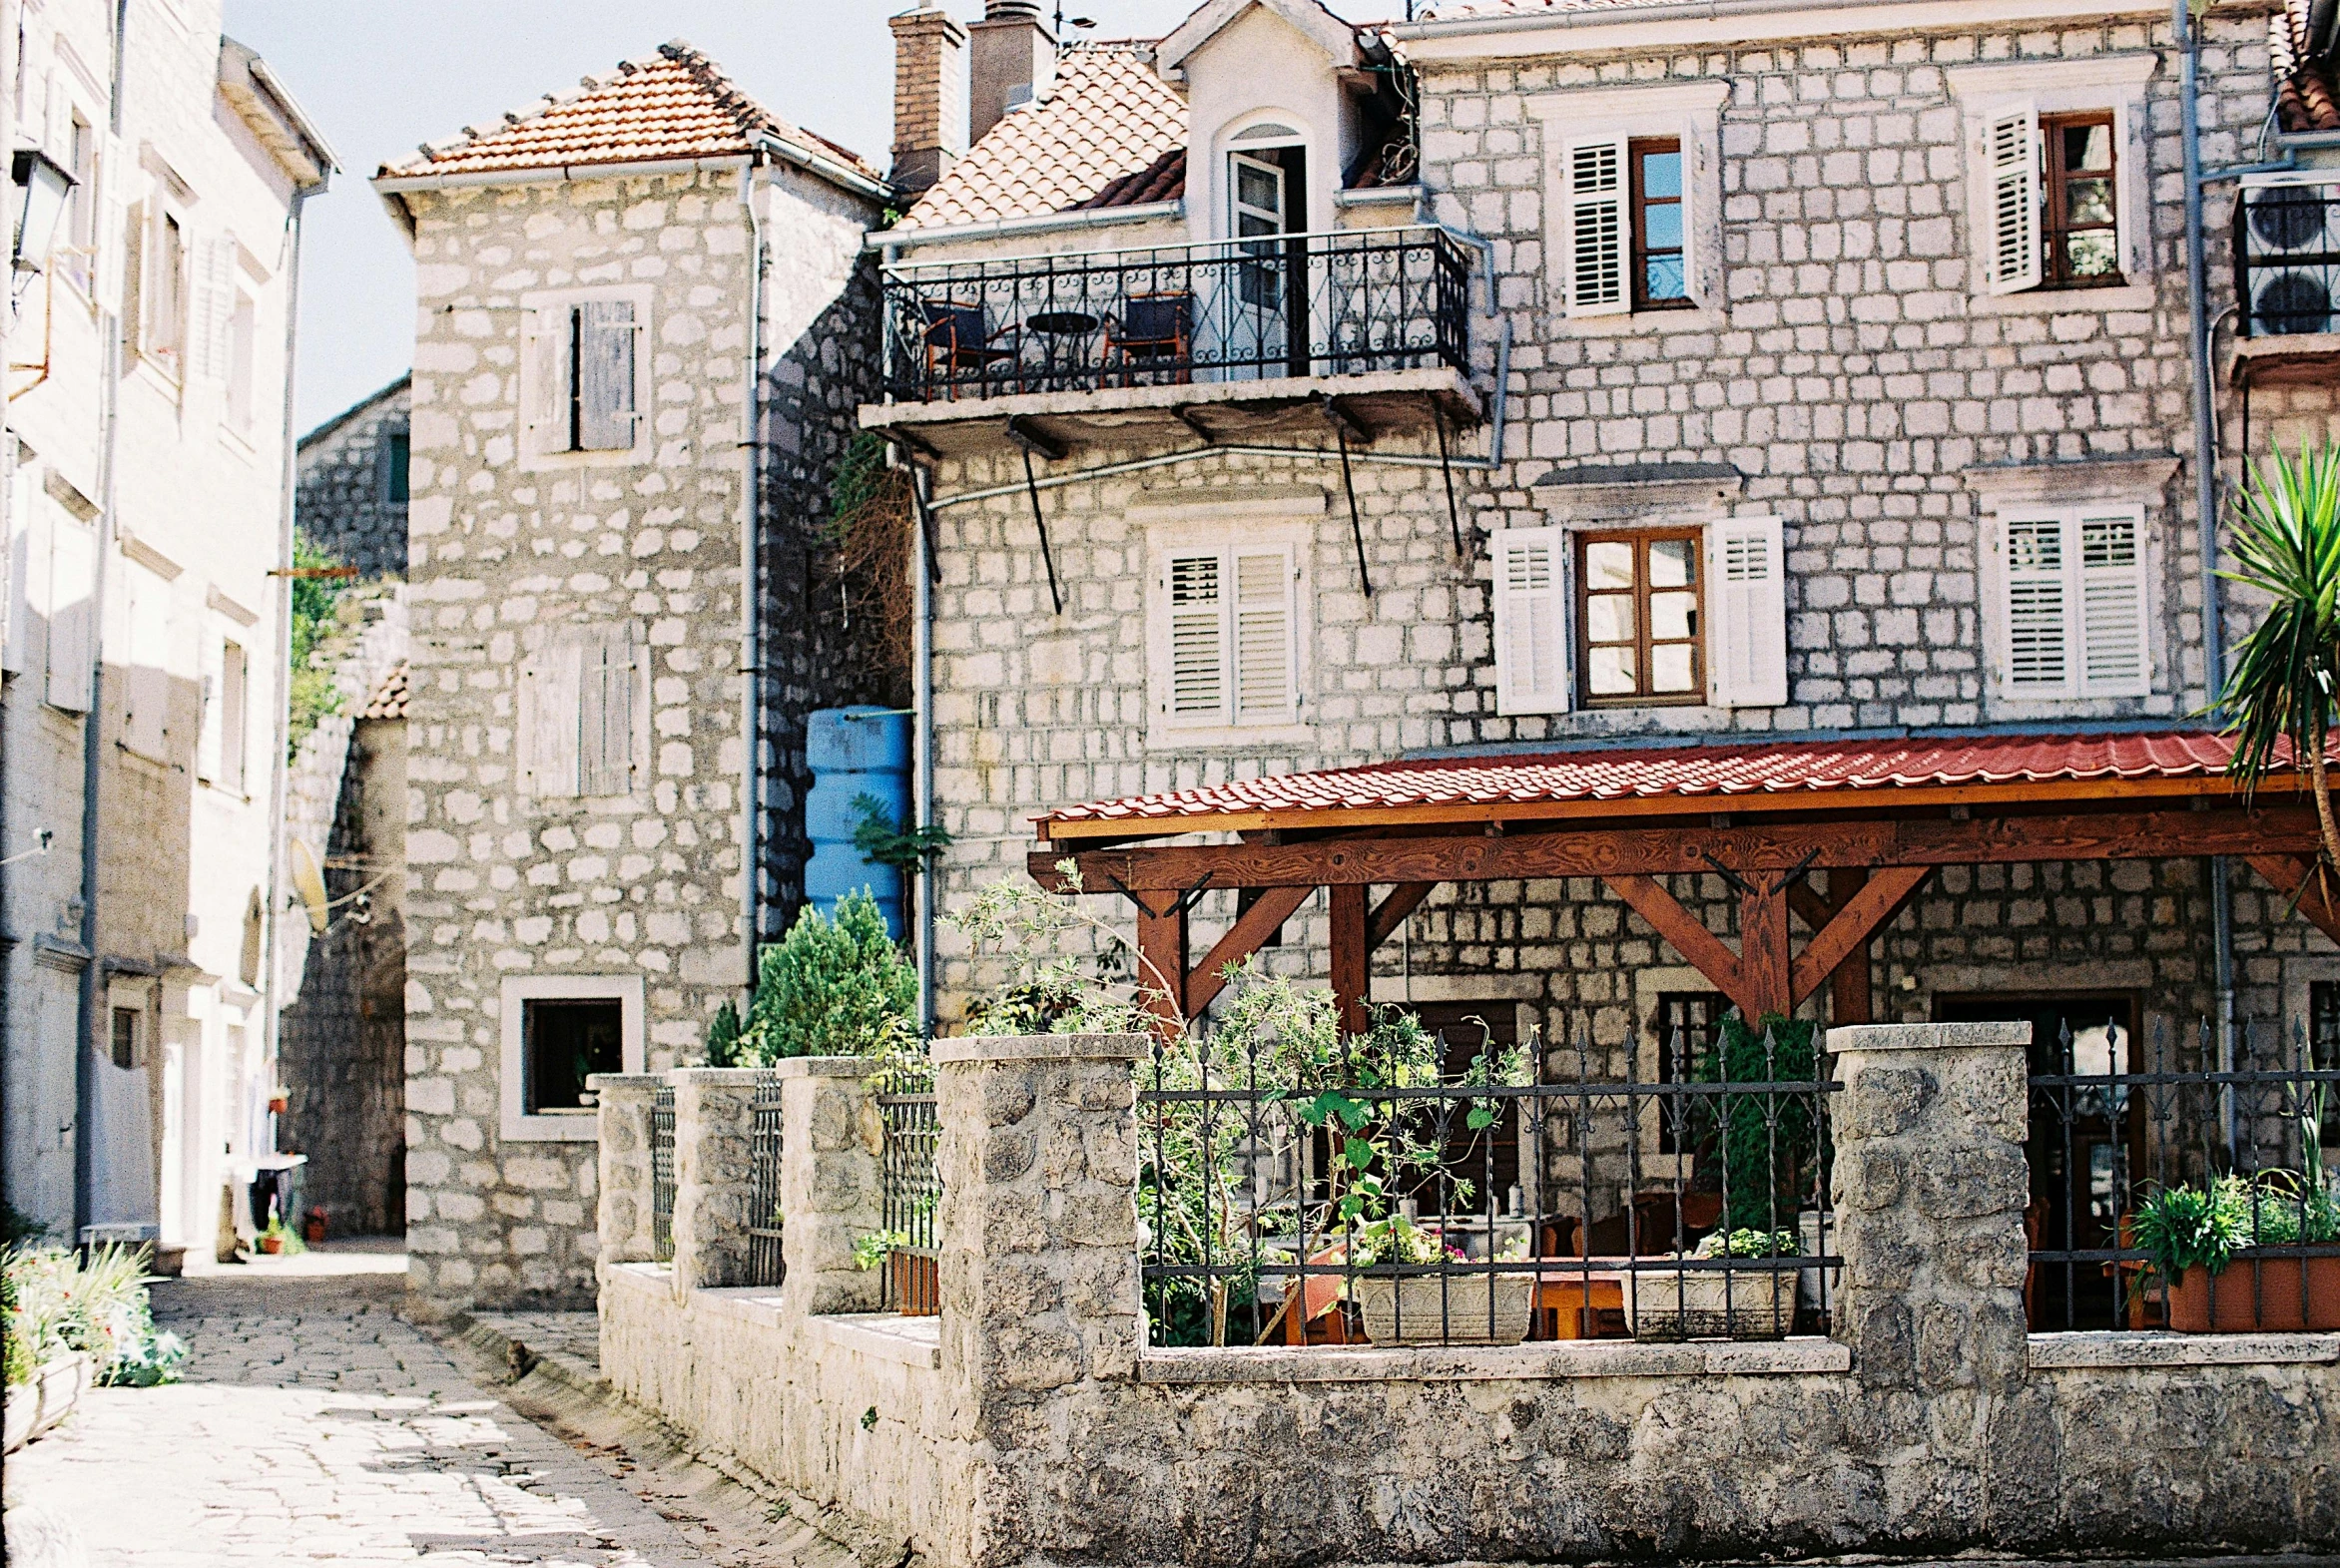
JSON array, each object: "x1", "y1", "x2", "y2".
[
  {"x1": 1576, "y1": 528, "x2": 1704, "y2": 707},
  {"x1": 383, "y1": 431, "x2": 409, "y2": 505},
  {"x1": 110, "y1": 1006, "x2": 141, "y2": 1070},
  {"x1": 2043, "y1": 112, "x2": 2120, "y2": 288},
  {"x1": 522, "y1": 998, "x2": 623, "y2": 1116}
]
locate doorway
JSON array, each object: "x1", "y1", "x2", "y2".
[
  {"x1": 1224, "y1": 135, "x2": 1307, "y2": 377},
  {"x1": 1935, "y1": 992, "x2": 2142, "y2": 1329}
]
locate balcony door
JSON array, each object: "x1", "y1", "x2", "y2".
[{"x1": 1222, "y1": 133, "x2": 1307, "y2": 379}]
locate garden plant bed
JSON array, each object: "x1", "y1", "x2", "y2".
[{"x1": 2166, "y1": 1254, "x2": 2340, "y2": 1333}]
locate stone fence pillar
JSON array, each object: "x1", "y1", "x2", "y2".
[
  {"x1": 777, "y1": 1057, "x2": 885, "y2": 1315},
  {"x1": 1829, "y1": 1021, "x2": 2032, "y2": 1396},
  {"x1": 933, "y1": 1035, "x2": 1146, "y2": 1421},
  {"x1": 591, "y1": 1073, "x2": 668, "y2": 1269},
  {"x1": 670, "y1": 1067, "x2": 771, "y2": 1296}
]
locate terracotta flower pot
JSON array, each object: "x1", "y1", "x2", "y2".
[
  {"x1": 260, "y1": 1235, "x2": 284, "y2": 1256},
  {"x1": 889, "y1": 1250, "x2": 938, "y2": 1316},
  {"x1": 2165, "y1": 1254, "x2": 2340, "y2": 1332}
]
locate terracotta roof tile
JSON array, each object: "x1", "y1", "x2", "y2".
[
  {"x1": 1043, "y1": 731, "x2": 2244, "y2": 832},
  {"x1": 377, "y1": 40, "x2": 879, "y2": 185},
  {"x1": 359, "y1": 663, "x2": 407, "y2": 722},
  {"x1": 2276, "y1": 0, "x2": 2340, "y2": 133},
  {"x1": 895, "y1": 45, "x2": 1188, "y2": 232}
]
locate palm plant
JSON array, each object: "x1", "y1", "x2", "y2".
[{"x1": 2217, "y1": 441, "x2": 2340, "y2": 869}]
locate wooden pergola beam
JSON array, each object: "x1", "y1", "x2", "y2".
[
  {"x1": 1184, "y1": 884, "x2": 1312, "y2": 1017},
  {"x1": 1330, "y1": 884, "x2": 1370, "y2": 1038},
  {"x1": 1134, "y1": 892, "x2": 1188, "y2": 1039},
  {"x1": 1603, "y1": 874, "x2": 1746, "y2": 1011},
  {"x1": 1368, "y1": 882, "x2": 1437, "y2": 948},
  {"x1": 2245, "y1": 853, "x2": 2340, "y2": 948},
  {"x1": 1788, "y1": 865, "x2": 1932, "y2": 1012},
  {"x1": 1031, "y1": 806, "x2": 2320, "y2": 892}
]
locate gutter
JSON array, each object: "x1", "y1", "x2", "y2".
[
  {"x1": 739, "y1": 162, "x2": 766, "y2": 1009},
  {"x1": 372, "y1": 154, "x2": 755, "y2": 194},
  {"x1": 869, "y1": 201, "x2": 1184, "y2": 256},
  {"x1": 1394, "y1": 0, "x2": 2191, "y2": 39},
  {"x1": 748, "y1": 129, "x2": 892, "y2": 205}
]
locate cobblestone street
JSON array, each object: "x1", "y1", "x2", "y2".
[{"x1": 0, "y1": 1258, "x2": 862, "y2": 1568}]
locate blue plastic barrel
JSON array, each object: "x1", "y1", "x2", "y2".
[{"x1": 804, "y1": 707, "x2": 912, "y2": 939}]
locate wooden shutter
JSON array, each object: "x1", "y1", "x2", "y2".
[
  {"x1": 2, "y1": 458, "x2": 34, "y2": 676},
  {"x1": 45, "y1": 515, "x2": 96, "y2": 711},
  {"x1": 1231, "y1": 548, "x2": 1296, "y2": 723},
  {"x1": 2077, "y1": 506, "x2": 2150, "y2": 698},
  {"x1": 186, "y1": 235, "x2": 235, "y2": 383},
  {"x1": 522, "y1": 305, "x2": 572, "y2": 454},
  {"x1": 122, "y1": 562, "x2": 169, "y2": 757},
  {"x1": 197, "y1": 631, "x2": 224, "y2": 781},
  {"x1": 1706, "y1": 516, "x2": 1788, "y2": 709},
  {"x1": 1564, "y1": 138, "x2": 1629, "y2": 318},
  {"x1": 578, "y1": 623, "x2": 640, "y2": 796},
  {"x1": 1999, "y1": 515, "x2": 2070, "y2": 696},
  {"x1": 1985, "y1": 104, "x2": 2043, "y2": 296},
  {"x1": 220, "y1": 640, "x2": 248, "y2": 792},
  {"x1": 122, "y1": 200, "x2": 148, "y2": 357},
  {"x1": 576, "y1": 299, "x2": 638, "y2": 451},
  {"x1": 1492, "y1": 527, "x2": 1568, "y2": 715},
  {"x1": 1165, "y1": 550, "x2": 1229, "y2": 726},
  {"x1": 518, "y1": 633, "x2": 583, "y2": 797}
]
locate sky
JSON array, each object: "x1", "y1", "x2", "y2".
[{"x1": 222, "y1": 0, "x2": 1385, "y2": 434}]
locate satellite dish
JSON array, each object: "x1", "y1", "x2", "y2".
[{"x1": 290, "y1": 839, "x2": 329, "y2": 934}]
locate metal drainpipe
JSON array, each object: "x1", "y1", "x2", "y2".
[
  {"x1": 738, "y1": 162, "x2": 766, "y2": 1014},
  {"x1": 911, "y1": 465, "x2": 935, "y2": 1038},
  {"x1": 2178, "y1": 0, "x2": 2239, "y2": 1144}
]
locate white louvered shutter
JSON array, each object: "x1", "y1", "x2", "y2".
[
  {"x1": 1231, "y1": 548, "x2": 1295, "y2": 724},
  {"x1": 578, "y1": 623, "x2": 638, "y2": 796},
  {"x1": 2, "y1": 459, "x2": 34, "y2": 676},
  {"x1": 2000, "y1": 515, "x2": 2070, "y2": 697},
  {"x1": 1564, "y1": 138, "x2": 1629, "y2": 318},
  {"x1": 122, "y1": 562, "x2": 169, "y2": 758},
  {"x1": 197, "y1": 631, "x2": 225, "y2": 781},
  {"x1": 220, "y1": 640, "x2": 249, "y2": 793},
  {"x1": 1166, "y1": 550, "x2": 1229, "y2": 726},
  {"x1": 576, "y1": 299, "x2": 638, "y2": 452},
  {"x1": 523, "y1": 305, "x2": 572, "y2": 455},
  {"x1": 1492, "y1": 527, "x2": 1568, "y2": 715},
  {"x1": 518, "y1": 633, "x2": 583, "y2": 796},
  {"x1": 43, "y1": 72, "x2": 72, "y2": 164},
  {"x1": 1706, "y1": 516, "x2": 1788, "y2": 709},
  {"x1": 2077, "y1": 506, "x2": 2150, "y2": 698},
  {"x1": 188, "y1": 235, "x2": 235, "y2": 383},
  {"x1": 45, "y1": 515, "x2": 96, "y2": 711},
  {"x1": 1985, "y1": 104, "x2": 2043, "y2": 296}
]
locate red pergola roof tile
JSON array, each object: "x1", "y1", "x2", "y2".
[{"x1": 1043, "y1": 731, "x2": 2245, "y2": 834}]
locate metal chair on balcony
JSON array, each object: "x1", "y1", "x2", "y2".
[
  {"x1": 917, "y1": 298, "x2": 1024, "y2": 399},
  {"x1": 1104, "y1": 291, "x2": 1192, "y2": 386}
]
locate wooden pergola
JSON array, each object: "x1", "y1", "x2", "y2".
[{"x1": 1028, "y1": 733, "x2": 2333, "y2": 1037}]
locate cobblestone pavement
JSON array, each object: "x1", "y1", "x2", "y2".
[{"x1": 0, "y1": 1263, "x2": 861, "y2": 1568}]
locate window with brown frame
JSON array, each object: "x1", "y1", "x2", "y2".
[
  {"x1": 1577, "y1": 529, "x2": 1703, "y2": 706},
  {"x1": 1630, "y1": 138, "x2": 1690, "y2": 309},
  {"x1": 2042, "y1": 112, "x2": 2120, "y2": 287}
]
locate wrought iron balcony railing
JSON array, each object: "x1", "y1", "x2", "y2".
[
  {"x1": 2235, "y1": 180, "x2": 2340, "y2": 337},
  {"x1": 879, "y1": 224, "x2": 1472, "y2": 403}
]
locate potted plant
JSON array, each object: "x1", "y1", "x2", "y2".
[
  {"x1": 2133, "y1": 1172, "x2": 2340, "y2": 1333},
  {"x1": 257, "y1": 1217, "x2": 305, "y2": 1258},
  {"x1": 5, "y1": 1243, "x2": 185, "y2": 1453},
  {"x1": 1626, "y1": 1228, "x2": 1802, "y2": 1341},
  {"x1": 1349, "y1": 1215, "x2": 1534, "y2": 1345}
]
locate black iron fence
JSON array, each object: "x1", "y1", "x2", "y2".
[
  {"x1": 877, "y1": 1060, "x2": 941, "y2": 1314},
  {"x1": 748, "y1": 1073, "x2": 786, "y2": 1289},
  {"x1": 2027, "y1": 1015, "x2": 2340, "y2": 1332},
  {"x1": 1137, "y1": 1017, "x2": 1839, "y2": 1349},
  {"x1": 2235, "y1": 181, "x2": 2340, "y2": 337},
  {"x1": 650, "y1": 1084, "x2": 676, "y2": 1266},
  {"x1": 879, "y1": 225, "x2": 1472, "y2": 402}
]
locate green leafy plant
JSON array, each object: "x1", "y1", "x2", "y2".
[
  {"x1": 1692, "y1": 1013, "x2": 1823, "y2": 1235},
  {"x1": 850, "y1": 793, "x2": 950, "y2": 872},
  {"x1": 704, "y1": 999, "x2": 744, "y2": 1068},
  {"x1": 285, "y1": 535, "x2": 348, "y2": 761},
  {"x1": 2133, "y1": 1170, "x2": 2340, "y2": 1282},
  {"x1": 3, "y1": 1244, "x2": 186, "y2": 1388},
  {"x1": 2216, "y1": 441, "x2": 2340, "y2": 868},
  {"x1": 852, "y1": 1230, "x2": 909, "y2": 1272},
  {"x1": 258, "y1": 1217, "x2": 307, "y2": 1257},
  {"x1": 740, "y1": 891, "x2": 917, "y2": 1062},
  {"x1": 1695, "y1": 1228, "x2": 1801, "y2": 1260}
]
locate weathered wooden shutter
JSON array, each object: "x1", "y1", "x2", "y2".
[
  {"x1": 1165, "y1": 550, "x2": 1229, "y2": 725},
  {"x1": 122, "y1": 562, "x2": 169, "y2": 757},
  {"x1": 1, "y1": 458, "x2": 33, "y2": 676},
  {"x1": 1999, "y1": 515, "x2": 2070, "y2": 696},
  {"x1": 44, "y1": 515, "x2": 96, "y2": 711},
  {"x1": 220, "y1": 639, "x2": 248, "y2": 792},
  {"x1": 122, "y1": 200, "x2": 148, "y2": 356},
  {"x1": 2077, "y1": 506, "x2": 2149, "y2": 698},
  {"x1": 1706, "y1": 516, "x2": 1789, "y2": 709},
  {"x1": 518, "y1": 633, "x2": 583, "y2": 797},
  {"x1": 1985, "y1": 104, "x2": 2043, "y2": 296},
  {"x1": 197, "y1": 631, "x2": 225, "y2": 781},
  {"x1": 1564, "y1": 138, "x2": 1629, "y2": 318},
  {"x1": 578, "y1": 623, "x2": 639, "y2": 796},
  {"x1": 522, "y1": 305, "x2": 572, "y2": 454},
  {"x1": 576, "y1": 299, "x2": 637, "y2": 451},
  {"x1": 1492, "y1": 526, "x2": 1568, "y2": 715},
  {"x1": 1230, "y1": 548, "x2": 1296, "y2": 724}
]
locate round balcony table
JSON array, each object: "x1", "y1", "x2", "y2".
[{"x1": 1026, "y1": 310, "x2": 1100, "y2": 391}]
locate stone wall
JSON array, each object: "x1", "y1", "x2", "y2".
[{"x1": 295, "y1": 376, "x2": 410, "y2": 581}]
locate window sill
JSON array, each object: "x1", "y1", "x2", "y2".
[
  {"x1": 1968, "y1": 281, "x2": 2155, "y2": 316},
  {"x1": 500, "y1": 1110, "x2": 602, "y2": 1143},
  {"x1": 2028, "y1": 1329, "x2": 2340, "y2": 1369},
  {"x1": 518, "y1": 443, "x2": 654, "y2": 474},
  {"x1": 1137, "y1": 1336, "x2": 1848, "y2": 1384},
  {"x1": 1557, "y1": 306, "x2": 1726, "y2": 338},
  {"x1": 1148, "y1": 721, "x2": 1313, "y2": 751}
]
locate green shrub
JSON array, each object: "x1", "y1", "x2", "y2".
[
  {"x1": 703, "y1": 999, "x2": 744, "y2": 1067},
  {"x1": 741, "y1": 891, "x2": 917, "y2": 1062},
  {"x1": 1695, "y1": 1013, "x2": 1822, "y2": 1235},
  {"x1": 2, "y1": 1244, "x2": 185, "y2": 1388},
  {"x1": 2135, "y1": 1171, "x2": 2340, "y2": 1280},
  {"x1": 286, "y1": 536, "x2": 347, "y2": 761}
]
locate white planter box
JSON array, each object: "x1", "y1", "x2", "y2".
[
  {"x1": 3, "y1": 1353, "x2": 92, "y2": 1454},
  {"x1": 1354, "y1": 1274, "x2": 1534, "y2": 1345},
  {"x1": 1625, "y1": 1267, "x2": 1797, "y2": 1341}
]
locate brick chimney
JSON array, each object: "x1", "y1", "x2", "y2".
[
  {"x1": 889, "y1": 3, "x2": 969, "y2": 197},
  {"x1": 968, "y1": 0, "x2": 1056, "y2": 147}
]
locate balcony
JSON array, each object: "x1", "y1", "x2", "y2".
[
  {"x1": 2231, "y1": 179, "x2": 2340, "y2": 390},
  {"x1": 863, "y1": 225, "x2": 1480, "y2": 456}
]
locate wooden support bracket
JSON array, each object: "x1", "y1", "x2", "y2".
[
  {"x1": 1368, "y1": 882, "x2": 1437, "y2": 948},
  {"x1": 1788, "y1": 864, "x2": 1932, "y2": 1013},
  {"x1": 2244, "y1": 853, "x2": 2340, "y2": 948},
  {"x1": 1134, "y1": 891, "x2": 1189, "y2": 1040},
  {"x1": 1186, "y1": 885, "x2": 1312, "y2": 1017},
  {"x1": 1330, "y1": 884, "x2": 1371, "y2": 1039}
]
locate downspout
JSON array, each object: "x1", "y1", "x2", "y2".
[
  {"x1": 911, "y1": 465, "x2": 935, "y2": 1037},
  {"x1": 75, "y1": 0, "x2": 132, "y2": 1240},
  {"x1": 739, "y1": 161, "x2": 766, "y2": 1009},
  {"x1": 2178, "y1": 0, "x2": 2238, "y2": 1143}
]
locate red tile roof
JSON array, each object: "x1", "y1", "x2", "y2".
[
  {"x1": 359, "y1": 663, "x2": 407, "y2": 722},
  {"x1": 1042, "y1": 731, "x2": 2248, "y2": 835},
  {"x1": 377, "y1": 40, "x2": 879, "y2": 185},
  {"x1": 1416, "y1": 0, "x2": 1693, "y2": 17},
  {"x1": 2276, "y1": 0, "x2": 2340, "y2": 133}
]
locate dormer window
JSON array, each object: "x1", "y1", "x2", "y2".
[{"x1": 1227, "y1": 123, "x2": 1304, "y2": 241}]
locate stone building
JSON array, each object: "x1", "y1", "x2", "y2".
[
  {"x1": 1, "y1": 1, "x2": 332, "y2": 1254},
  {"x1": 294, "y1": 374, "x2": 411, "y2": 579},
  {"x1": 865, "y1": 0, "x2": 2340, "y2": 1249},
  {"x1": 374, "y1": 42, "x2": 892, "y2": 1310}
]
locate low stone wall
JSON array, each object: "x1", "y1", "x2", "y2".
[{"x1": 600, "y1": 1030, "x2": 2340, "y2": 1568}]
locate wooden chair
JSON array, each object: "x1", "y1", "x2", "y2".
[
  {"x1": 917, "y1": 299, "x2": 1022, "y2": 398},
  {"x1": 1104, "y1": 291, "x2": 1192, "y2": 384}
]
